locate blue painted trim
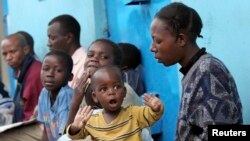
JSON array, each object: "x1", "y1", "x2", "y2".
[{"x1": 2, "y1": 0, "x2": 15, "y2": 97}]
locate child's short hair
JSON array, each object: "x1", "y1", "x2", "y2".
[
  {"x1": 90, "y1": 39, "x2": 122, "y2": 66},
  {"x1": 118, "y1": 43, "x2": 141, "y2": 69},
  {"x1": 91, "y1": 65, "x2": 124, "y2": 88},
  {"x1": 155, "y1": 2, "x2": 203, "y2": 42},
  {"x1": 44, "y1": 50, "x2": 73, "y2": 74}
]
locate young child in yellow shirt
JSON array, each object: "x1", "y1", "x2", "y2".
[{"x1": 67, "y1": 65, "x2": 164, "y2": 140}]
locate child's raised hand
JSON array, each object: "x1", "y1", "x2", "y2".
[
  {"x1": 70, "y1": 106, "x2": 93, "y2": 133},
  {"x1": 143, "y1": 94, "x2": 162, "y2": 112},
  {"x1": 72, "y1": 72, "x2": 91, "y2": 105},
  {"x1": 74, "y1": 72, "x2": 91, "y2": 95}
]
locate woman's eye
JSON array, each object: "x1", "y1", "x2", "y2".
[
  {"x1": 155, "y1": 39, "x2": 161, "y2": 44},
  {"x1": 153, "y1": 37, "x2": 161, "y2": 44}
]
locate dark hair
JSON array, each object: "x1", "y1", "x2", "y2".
[
  {"x1": 16, "y1": 31, "x2": 35, "y2": 55},
  {"x1": 44, "y1": 50, "x2": 73, "y2": 75},
  {"x1": 155, "y1": 2, "x2": 203, "y2": 42},
  {"x1": 90, "y1": 39, "x2": 122, "y2": 66},
  {"x1": 118, "y1": 43, "x2": 141, "y2": 69},
  {"x1": 48, "y1": 14, "x2": 81, "y2": 43},
  {"x1": 91, "y1": 65, "x2": 124, "y2": 88},
  {"x1": 7, "y1": 33, "x2": 28, "y2": 48}
]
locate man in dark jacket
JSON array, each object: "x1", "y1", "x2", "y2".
[{"x1": 1, "y1": 33, "x2": 43, "y2": 122}]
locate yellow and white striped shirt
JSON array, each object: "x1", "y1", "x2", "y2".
[{"x1": 67, "y1": 105, "x2": 164, "y2": 141}]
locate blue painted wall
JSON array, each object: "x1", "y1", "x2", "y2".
[
  {"x1": 3, "y1": 0, "x2": 249, "y2": 141},
  {"x1": 105, "y1": 0, "x2": 179, "y2": 140},
  {"x1": 3, "y1": 1, "x2": 179, "y2": 140},
  {"x1": 3, "y1": 1, "x2": 180, "y2": 140},
  {"x1": 176, "y1": 0, "x2": 250, "y2": 125},
  {"x1": 6, "y1": 0, "x2": 105, "y2": 60}
]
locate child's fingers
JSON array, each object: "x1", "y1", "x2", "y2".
[
  {"x1": 82, "y1": 80, "x2": 90, "y2": 93},
  {"x1": 84, "y1": 109, "x2": 93, "y2": 121},
  {"x1": 76, "y1": 107, "x2": 83, "y2": 116},
  {"x1": 144, "y1": 94, "x2": 160, "y2": 105},
  {"x1": 76, "y1": 72, "x2": 89, "y2": 89},
  {"x1": 79, "y1": 72, "x2": 89, "y2": 82},
  {"x1": 81, "y1": 106, "x2": 91, "y2": 115},
  {"x1": 77, "y1": 73, "x2": 86, "y2": 87},
  {"x1": 84, "y1": 106, "x2": 92, "y2": 115},
  {"x1": 75, "y1": 78, "x2": 90, "y2": 95},
  {"x1": 80, "y1": 106, "x2": 93, "y2": 122},
  {"x1": 80, "y1": 107, "x2": 93, "y2": 126},
  {"x1": 143, "y1": 94, "x2": 150, "y2": 101},
  {"x1": 143, "y1": 93, "x2": 156, "y2": 101}
]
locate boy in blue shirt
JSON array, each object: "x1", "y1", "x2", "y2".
[{"x1": 37, "y1": 50, "x2": 74, "y2": 141}]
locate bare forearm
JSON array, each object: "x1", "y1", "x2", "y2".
[
  {"x1": 41, "y1": 124, "x2": 48, "y2": 141},
  {"x1": 68, "y1": 124, "x2": 81, "y2": 135},
  {"x1": 66, "y1": 102, "x2": 80, "y2": 127},
  {"x1": 66, "y1": 90, "x2": 86, "y2": 126}
]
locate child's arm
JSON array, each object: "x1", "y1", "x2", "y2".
[
  {"x1": 68, "y1": 106, "x2": 93, "y2": 135},
  {"x1": 143, "y1": 94, "x2": 163, "y2": 112},
  {"x1": 132, "y1": 94, "x2": 163, "y2": 129},
  {"x1": 66, "y1": 72, "x2": 91, "y2": 127},
  {"x1": 41, "y1": 123, "x2": 48, "y2": 141},
  {"x1": 30, "y1": 105, "x2": 38, "y2": 119}
]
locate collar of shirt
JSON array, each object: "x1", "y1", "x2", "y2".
[{"x1": 179, "y1": 48, "x2": 207, "y2": 75}]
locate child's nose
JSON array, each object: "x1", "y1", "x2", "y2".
[
  {"x1": 107, "y1": 88, "x2": 116, "y2": 95},
  {"x1": 90, "y1": 56, "x2": 99, "y2": 62},
  {"x1": 47, "y1": 70, "x2": 55, "y2": 76}
]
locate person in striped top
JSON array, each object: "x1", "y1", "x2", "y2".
[{"x1": 66, "y1": 65, "x2": 164, "y2": 140}]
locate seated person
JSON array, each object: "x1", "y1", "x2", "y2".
[
  {"x1": 66, "y1": 65, "x2": 164, "y2": 140},
  {"x1": 1, "y1": 33, "x2": 43, "y2": 122},
  {"x1": 0, "y1": 81, "x2": 14, "y2": 126},
  {"x1": 37, "y1": 51, "x2": 74, "y2": 141},
  {"x1": 118, "y1": 43, "x2": 146, "y2": 96}
]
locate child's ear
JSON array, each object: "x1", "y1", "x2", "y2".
[
  {"x1": 123, "y1": 85, "x2": 127, "y2": 98},
  {"x1": 177, "y1": 33, "x2": 187, "y2": 47},
  {"x1": 92, "y1": 91, "x2": 99, "y2": 103}
]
